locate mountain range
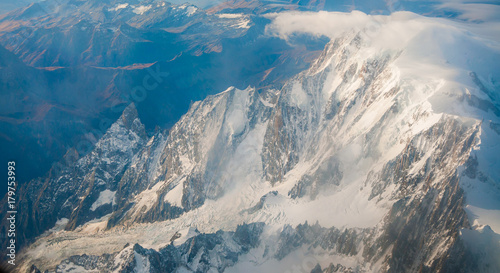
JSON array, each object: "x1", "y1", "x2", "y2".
[
  {"x1": 0, "y1": 0, "x2": 499, "y2": 273},
  {"x1": 0, "y1": 0, "x2": 327, "y2": 196}
]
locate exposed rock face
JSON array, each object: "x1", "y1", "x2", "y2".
[
  {"x1": 6, "y1": 11, "x2": 500, "y2": 273},
  {"x1": 0, "y1": 103, "x2": 147, "y2": 251}
]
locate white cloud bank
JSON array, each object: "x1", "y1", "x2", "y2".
[
  {"x1": 265, "y1": 10, "x2": 500, "y2": 49},
  {"x1": 265, "y1": 10, "x2": 373, "y2": 40}
]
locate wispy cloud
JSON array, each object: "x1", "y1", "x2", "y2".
[{"x1": 436, "y1": 2, "x2": 500, "y2": 22}]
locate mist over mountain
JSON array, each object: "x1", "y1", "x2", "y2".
[{"x1": 0, "y1": 0, "x2": 499, "y2": 273}]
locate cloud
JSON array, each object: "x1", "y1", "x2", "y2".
[
  {"x1": 264, "y1": 10, "x2": 429, "y2": 50},
  {"x1": 264, "y1": 10, "x2": 373, "y2": 40},
  {"x1": 264, "y1": 9, "x2": 500, "y2": 64},
  {"x1": 436, "y1": 2, "x2": 500, "y2": 22}
]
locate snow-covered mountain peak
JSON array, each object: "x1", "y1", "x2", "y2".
[{"x1": 269, "y1": 10, "x2": 500, "y2": 121}]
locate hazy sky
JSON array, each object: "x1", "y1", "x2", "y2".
[{"x1": 0, "y1": 0, "x2": 499, "y2": 22}]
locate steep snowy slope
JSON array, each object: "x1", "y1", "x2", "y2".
[{"x1": 14, "y1": 10, "x2": 500, "y2": 273}]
